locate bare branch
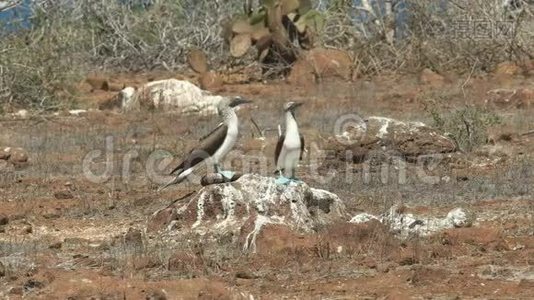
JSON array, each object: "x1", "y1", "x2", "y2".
[{"x1": 0, "y1": 0, "x2": 22, "y2": 12}]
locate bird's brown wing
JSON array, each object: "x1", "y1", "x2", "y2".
[
  {"x1": 199, "y1": 122, "x2": 224, "y2": 142},
  {"x1": 274, "y1": 134, "x2": 285, "y2": 166},
  {"x1": 169, "y1": 124, "x2": 228, "y2": 175},
  {"x1": 299, "y1": 134, "x2": 305, "y2": 160}
]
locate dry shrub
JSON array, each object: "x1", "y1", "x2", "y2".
[
  {"x1": 0, "y1": 16, "x2": 86, "y2": 110},
  {"x1": 321, "y1": 0, "x2": 534, "y2": 74},
  {"x1": 0, "y1": 0, "x2": 243, "y2": 111},
  {"x1": 425, "y1": 103, "x2": 502, "y2": 152},
  {"x1": 167, "y1": 250, "x2": 204, "y2": 277},
  {"x1": 2, "y1": 0, "x2": 534, "y2": 111},
  {"x1": 443, "y1": 227, "x2": 509, "y2": 252},
  {"x1": 314, "y1": 220, "x2": 400, "y2": 262},
  {"x1": 403, "y1": 0, "x2": 533, "y2": 72},
  {"x1": 407, "y1": 265, "x2": 449, "y2": 286},
  {"x1": 313, "y1": 220, "x2": 469, "y2": 266},
  {"x1": 78, "y1": 0, "x2": 242, "y2": 70}
]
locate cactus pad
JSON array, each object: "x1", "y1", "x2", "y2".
[
  {"x1": 187, "y1": 49, "x2": 209, "y2": 74},
  {"x1": 230, "y1": 33, "x2": 252, "y2": 57}
]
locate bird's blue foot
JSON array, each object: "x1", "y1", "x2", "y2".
[
  {"x1": 275, "y1": 176, "x2": 292, "y2": 185},
  {"x1": 218, "y1": 170, "x2": 235, "y2": 180},
  {"x1": 214, "y1": 164, "x2": 235, "y2": 180}
]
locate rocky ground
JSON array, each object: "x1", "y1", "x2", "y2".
[{"x1": 0, "y1": 63, "x2": 533, "y2": 299}]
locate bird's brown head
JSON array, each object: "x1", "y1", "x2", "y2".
[
  {"x1": 228, "y1": 96, "x2": 253, "y2": 108},
  {"x1": 284, "y1": 101, "x2": 303, "y2": 112},
  {"x1": 217, "y1": 96, "x2": 253, "y2": 117}
]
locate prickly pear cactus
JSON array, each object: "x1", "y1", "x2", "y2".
[{"x1": 225, "y1": 0, "x2": 325, "y2": 72}]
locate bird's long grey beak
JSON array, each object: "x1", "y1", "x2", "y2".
[
  {"x1": 291, "y1": 102, "x2": 304, "y2": 109},
  {"x1": 229, "y1": 97, "x2": 253, "y2": 108}
]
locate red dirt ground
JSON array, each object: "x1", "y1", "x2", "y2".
[{"x1": 0, "y1": 68, "x2": 533, "y2": 299}]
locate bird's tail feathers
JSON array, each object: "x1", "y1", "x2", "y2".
[
  {"x1": 169, "y1": 167, "x2": 183, "y2": 176},
  {"x1": 158, "y1": 173, "x2": 185, "y2": 192}
]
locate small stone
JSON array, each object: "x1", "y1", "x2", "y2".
[
  {"x1": 133, "y1": 256, "x2": 160, "y2": 271},
  {"x1": 54, "y1": 190, "x2": 74, "y2": 200},
  {"x1": 9, "y1": 286, "x2": 23, "y2": 295},
  {"x1": 22, "y1": 225, "x2": 32, "y2": 234},
  {"x1": 199, "y1": 71, "x2": 223, "y2": 92},
  {"x1": 0, "y1": 148, "x2": 10, "y2": 160},
  {"x1": 350, "y1": 213, "x2": 379, "y2": 224},
  {"x1": 146, "y1": 289, "x2": 167, "y2": 300},
  {"x1": 68, "y1": 109, "x2": 87, "y2": 116},
  {"x1": 398, "y1": 256, "x2": 417, "y2": 266},
  {"x1": 43, "y1": 210, "x2": 60, "y2": 219},
  {"x1": 14, "y1": 109, "x2": 29, "y2": 119},
  {"x1": 85, "y1": 76, "x2": 109, "y2": 91},
  {"x1": 363, "y1": 257, "x2": 377, "y2": 269},
  {"x1": 0, "y1": 214, "x2": 8, "y2": 225},
  {"x1": 235, "y1": 271, "x2": 257, "y2": 279},
  {"x1": 288, "y1": 48, "x2": 352, "y2": 85},
  {"x1": 0, "y1": 261, "x2": 5, "y2": 277},
  {"x1": 515, "y1": 88, "x2": 534, "y2": 108},
  {"x1": 495, "y1": 61, "x2": 521, "y2": 76},
  {"x1": 446, "y1": 207, "x2": 474, "y2": 228},
  {"x1": 377, "y1": 262, "x2": 395, "y2": 273},
  {"x1": 420, "y1": 68, "x2": 445, "y2": 87},
  {"x1": 124, "y1": 227, "x2": 143, "y2": 248},
  {"x1": 23, "y1": 279, "x2": 45, "y2": 292},
  {"x1": 435, "y1": 295, "x2": 460, "y2": 300},
  {"x1": 168, "y1": 251, "x2": 201, "y2": 273},
  {"x1": 8, "y1": 148, "x2": 29, "y2": 163},
  {"x1": 49, "y1": 241, "x2": 62, "y2": 249}
]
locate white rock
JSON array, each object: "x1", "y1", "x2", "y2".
[
  {"x1": 334, "y1": 115, "x2": 457, "y2": 159},
  {"x1": 349, "y1": 213, "x2": 380, "y2": 223},
  {"x1": 13, "y1": 109, "x2": 29, "y2": 119},
  {"x1": 120, "y1": 79, "x2": 224, "y2": 115},
  {"x1": 370, "y1": 116, "x2": 426, "y2": 139},
  {"x1": 151, "y1": 174, "x2": 347, "y2": 253},
  {"x1": 446, "y1": 207, "x2": 474, "y2": 228},
  {"x1": 350, "y1": 205, "x2": 474, "y2": 237},
  {"x1": 68, "y1": 109, "x2": 87, "y2": 116}
]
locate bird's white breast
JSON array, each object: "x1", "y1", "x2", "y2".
[
  {"x1": 284, "y1": 112, "x2": 301, "y2": 149},
  {"x1": 212, "y1": 110, "x2": 239, "y2": 162}
]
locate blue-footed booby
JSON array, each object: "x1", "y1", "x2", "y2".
[
  {"x1": 274, "y1": 101, "x2": 304, "y2": 185},
  {"x1": 160, "y1": 96, "x2": 252, "y2": 190}
]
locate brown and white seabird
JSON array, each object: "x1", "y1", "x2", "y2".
[
  {"x1": 160, "y1": 96, "x2": 252, "y2": 190},
  {"x1": 274, "y1": 101, "x2": 304, "y2": 185}
]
